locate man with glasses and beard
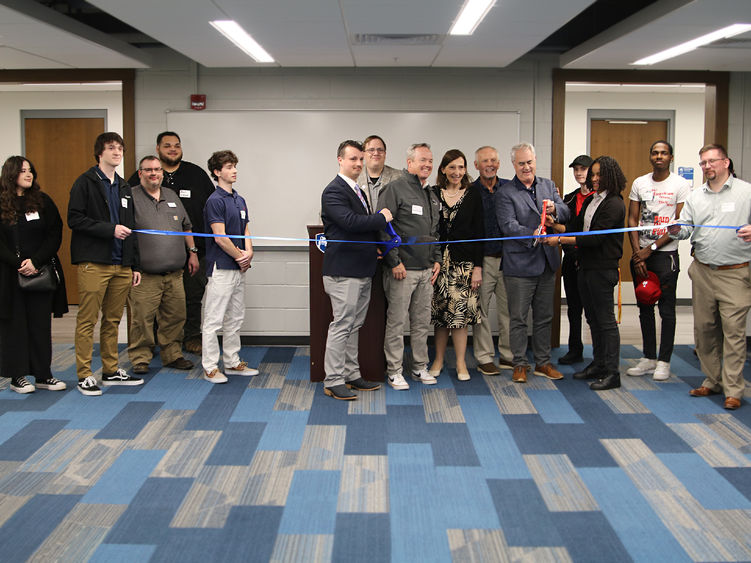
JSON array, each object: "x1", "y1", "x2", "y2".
[{"x1": 128, "y1": 132, "x2": 214, "y2": 354}]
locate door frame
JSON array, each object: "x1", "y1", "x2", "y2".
[
  {"x1": 0, "y1": 69, "x2": 136, "y2": 176},
  {"x1": 550, "y1": 68, "x2": 729, "y2": 346}
]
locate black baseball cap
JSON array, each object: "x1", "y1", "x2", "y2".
[{"x1": 569, "y1": 155, "x2": 593, "y2": 168}]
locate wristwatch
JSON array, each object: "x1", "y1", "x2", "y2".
[
  {"x1": 188, "y1": 246, "x2": 198, "y2": 253},
  {"x1": 649, "y1": 243, "x2": 658, "y2": 251}
]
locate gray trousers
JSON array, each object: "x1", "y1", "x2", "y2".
[
  {"x1": 323, "y1": 276, "x2": 372, "y2": 388},
  {"x1": 504, "y1": 268, "x2": 554, "y2": 367},
  {"x1": 383, "y1": 267, "x2": 432, "y2": 375},
  {"x1": 473, "y1": 255, "x2": 512, "y2": 364}
]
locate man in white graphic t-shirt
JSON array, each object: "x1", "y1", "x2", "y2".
[{"x1": 626, "y1": 140, "x2": 690, "y2": 381}]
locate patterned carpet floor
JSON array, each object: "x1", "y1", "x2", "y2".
[{"x1": 0, "y1": 343, "x2": 750, "y2": 562}]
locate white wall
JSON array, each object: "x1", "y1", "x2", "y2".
[
  {"x1": 563, "y1": 89, "x2": 706, "y2": 303},
  {"x1": 132, "y1": 49, "x2": 557, "y2": 336},
  {"x1": 0, "y1": 89, "x2": 123, "y2": 172}
]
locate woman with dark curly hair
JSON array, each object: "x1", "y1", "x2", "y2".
[
  {"x1": 429, "y1": 149, "x2": 485, "y2": 381},
  {"x1": 0, "y1": 156, "x2": 68, "y2": 393},
  {"x1": 546, "y1": 155, "x2": 626, "y2": 390}
]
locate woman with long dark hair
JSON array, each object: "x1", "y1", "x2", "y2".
[
  {"x1": 0, "y1": 156, "x2": 68, "y2": 393},
  {"x1": 546, "y1": 155, "x2": 626, "y2": 390},
  {"x1": 429, "y1": 149, "x2": 484, "y2": 380}
]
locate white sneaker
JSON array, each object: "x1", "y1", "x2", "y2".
[
  {"x1": 203, "y1": 369, "x2": 228, "y2": 384},
  {"x1": 626, "y1": 358, "x2": 656, "y2": 376},
  {"x1": 388, "y1": 372, "x2": 410, "y2": 390},
  {"x1": 224, "y1": 361, "x2": 259, "y2": 376},
  {"x1": 411, "y1": 368, "x2": 437, "y2": 385},
  {"x1": 652, "y1": 361, "x2": 671, "y2": 381}
]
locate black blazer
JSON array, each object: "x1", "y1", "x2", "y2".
[
  {"x1": 321, "y1": 175, "x2": 387, "y2": 278},
  {"x1": 434, "y1": 184, "x2": 485, "y2": 267},
  {"x1": 568, "y1": 191, "x2": 625, "y2": 270}
]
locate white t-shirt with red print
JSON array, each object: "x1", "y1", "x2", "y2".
[{"x1": 629, "y1": 172, "x2": 690, "y2": 251}]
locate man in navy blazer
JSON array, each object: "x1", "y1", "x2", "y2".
[
  {"x1": 321, "y1": 140, "x2": 393, "y2": 400},
  {"x1": 497, "y1": 142, "x2": 570, "y2": 383}
]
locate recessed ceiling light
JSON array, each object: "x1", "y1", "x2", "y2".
[
  {"x1": 449, "y1": 0, "x2": 495, "y2": 36},
  {"x1": 209, "y1": 20, "x2": 274, "y2": 63},
  {"x1": 631, "y1": 23, "x2": 751, "y2": 65}
]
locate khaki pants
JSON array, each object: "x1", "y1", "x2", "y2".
[
  {"x1": 128, "y1": 270, "x2": 186, "y2": 366},
  {"x1": 689, "y1": 260, "x2": 751, "y2": 399},
  {"x1": 383, "y1": 267, "x2": 433, "y2": 375},
  {"x1": 75, "y1": 263, "x2": 132, "y2": 379},
  {"x1": 473, "y1": 255, "x2": 512, "y2": 364}
]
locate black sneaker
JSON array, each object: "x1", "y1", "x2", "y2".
[
  {"x1": 36, "y1": 377, "x2": 67, "y2": 391},
  {"x1": 102, "y1": 368, "x2": 144, "y2": 386},
  {"x1": 77, "y1": 376, "x2": 102, "y2": 396},
  {"x1": 10, "y1": 376, "x2": 35, "y2": 394}
]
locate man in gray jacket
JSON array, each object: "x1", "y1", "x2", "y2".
[
  {"x1": 379, "y1": 143, "x2": 441, "y2": 390},
  {"x1": 356, "y1": 134, "x2": 402, "y2": 211}
]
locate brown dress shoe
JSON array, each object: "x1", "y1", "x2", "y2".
[
  {"x1": 184, "y1": 337, "x2": 202, "y2": 354},
  {"x1": 477, "y1": 362, "x2": 501, "y2": 376},
  {"x1": 512, "y1": 365, "x2": 527, "y2": 383},
  {"x1": 166, "y1": 357, "x2": 194, "y2": 370},
  {"x1": 534, "y1": 363, "x2": 564, "y2": 380},
  {"x1": 689, "y1": 386, "x2": 719, "y2": 397},
  {"x1": 133, "y1": 363, "x2": 149, "y2": 374},
  {"x1": 724, "y1": 397, "x2": 741, "y2": 410}
]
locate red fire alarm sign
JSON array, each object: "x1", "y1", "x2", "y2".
[{"x1": 190, "y1": 94, "x2": 206, "y2": 110}]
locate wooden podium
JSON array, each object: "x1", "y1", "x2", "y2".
[{"x1": 308, "y1": 225, "x2": 386, "y2": 382}]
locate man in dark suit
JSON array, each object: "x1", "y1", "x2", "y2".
[
  {"x1": 321, "y1": 140, "x2": 393, "y2": 400},
  {"x1": 497, "y1": 142, "x2": 570, "y2": 383}
]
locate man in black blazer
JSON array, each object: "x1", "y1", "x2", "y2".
[{"x1": 321, "y1": 140, "x2": 393, "y2": 400}]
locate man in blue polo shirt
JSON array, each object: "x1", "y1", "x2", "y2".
[{"x1": 202, "y1": 150, "x2": 259, "y2": 383}]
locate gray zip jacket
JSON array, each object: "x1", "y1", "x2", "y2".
[{"x1": 379, "y1": 169, "x2": 441, "y2": 269}]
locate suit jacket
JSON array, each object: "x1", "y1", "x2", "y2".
[
  {"x1": 321, "y1": 175, "x2": 387, "y2": 278},
  {"x1": 496, "y1": 175, "x2": 570, "y2": 277}
]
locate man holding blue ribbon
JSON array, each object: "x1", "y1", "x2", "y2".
[
  {"x1": 320, "y1": 140, "x2": 392, "y2": 400},
  {"x1": 669, "y1": 143, "x2": 751, "y2": 410},
  {"x1": 497, "y1": 142, "x2": 569, "y2": 384}
]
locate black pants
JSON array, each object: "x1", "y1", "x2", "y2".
[
  {"x1": 0, "y1": 281, "x2": 53, "y2": 381},
  {"x1": 182, "y1": 255, "x2": 207, "y2": 341},
  {"x1": 561, "y1": 253, "x2": 583, "y2": 355},
  {"x1": 579, "y1": 268, "x2": 620, "y2": 375},
  {"x1": 629, "y1": 251, "x2": 679, "y2": 363}
]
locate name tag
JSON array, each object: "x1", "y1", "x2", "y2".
[
  {"x1": 412, "y1": 205, "x2": 423, "y2": 215},
  {"x1": 121, "y1": 197, "x2": 128, "y2": 208},
  {"x1": 240, "y1": 210, "x2": 246, "y2": 220},
  {"x1": 721, "y1": 202, "x2": 736, "y2": 213},
  {"x1": 179, "y1": 190, "x2": 191, "y2": 198},
  {"x1": 25, "y1": 211, "x2": 40, "y2": 221},
  {"x1": 642, "y1": 190, "x2": 654, "y2": 201},
  {"x1": 173, "y1": 215, "x2": 179, "y2": 221},
  {"x1": 167, "y1": 202, "x2": 177, "y2": 207}
]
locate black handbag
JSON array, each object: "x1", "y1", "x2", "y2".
[{"x1": 17, "y1": 258, "x2": 59, "y2": 292}]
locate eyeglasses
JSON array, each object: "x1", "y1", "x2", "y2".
[
  {"x1": 140, "y1": 167, "x2": 163, "y2": 173},
  {"x1": 365, "y1": 148, "x2": 385, "y2": 154},
  {"x1": 698, "y1": 158, "x2": 726, "y2": 167}
]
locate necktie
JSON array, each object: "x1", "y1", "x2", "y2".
[{"x1": 355, "y1": 184, "x2": 370, "y2": 213}]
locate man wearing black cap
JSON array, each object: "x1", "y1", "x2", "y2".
[{"x1": 557, "y1": 155, "x2": 593, "y2": 364}]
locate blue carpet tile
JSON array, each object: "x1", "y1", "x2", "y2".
[{"x1": 2, "y1": 343, "x2": 751, "y2": 561}]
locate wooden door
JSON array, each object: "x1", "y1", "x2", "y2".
[
  {"x1": 24, "y1": 117, "x2": 105, "y2": 304},
  {"x1": 590, "y1": 119, "x2": 668, "y2": 281}
]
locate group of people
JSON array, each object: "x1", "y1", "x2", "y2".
[
  {"x1": 0, "y1": 131, "x2": 260, "y2": 396},
  {"x1": 321, "y1": 136, "x2": 751, "y2": 411},
  {"x1": 1, "y1": 129, "x2": 749, "y2": 410}
]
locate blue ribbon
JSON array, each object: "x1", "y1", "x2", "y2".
[{"x1": 133, "y1": 223, "x2": 744, "y2": 246}]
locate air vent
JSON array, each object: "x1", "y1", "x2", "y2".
[{"x1": 351, "y1": 34, "x2": 443, "y2": 46}]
